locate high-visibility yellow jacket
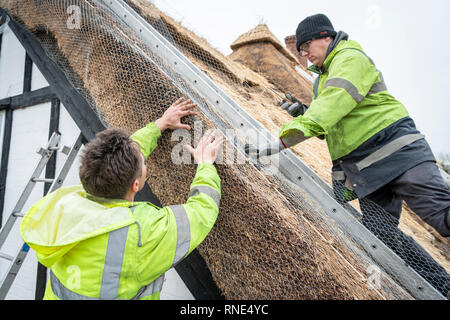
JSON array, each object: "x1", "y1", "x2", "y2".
[
  {"x1": 20, "y1": 122, "x2": 221, "y2": 300},
  {"x1": 279, "y1": 35, "x2": 409, "y2": 161},
  {"x1": 279, "y1": 33, "x2": 435, "y2": 198}
]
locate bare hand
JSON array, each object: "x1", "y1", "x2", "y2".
[
  {"x1": 155, "y1": 97, "x2": 198, "y2": 132},
  {"x1": 184, "y1": 131, "x2": 224, "y2": 164}
]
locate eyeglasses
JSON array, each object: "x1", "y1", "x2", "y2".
[{"x1": 298, "y1": 40, "x2": 312, "y2": 56}]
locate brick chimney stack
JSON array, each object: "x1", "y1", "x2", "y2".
[{"x1": 285, "y1": 35, "x2": 308, "y2": 69}]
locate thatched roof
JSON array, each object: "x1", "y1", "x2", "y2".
[
  {"x1": 230, "y1": 24, "x2": 298, "y2": 63},
  {"x1": 3, "y1": 0, "x2": 447, "y2": 299}
]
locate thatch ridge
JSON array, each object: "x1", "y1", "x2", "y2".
[{"x1": 230, "y1": 24, "x2": 298, "y2": 64}]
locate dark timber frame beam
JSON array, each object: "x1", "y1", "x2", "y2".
[
  {"x1": 0, "y1": 86, "x2": 56, "y2": 111},
  {"x1": 1, "y1": 8, "x2": 223, "y2": 300},
  {"x1": 0, "y1": 107, "x2": 12, "y2": 230},
  {"x1": 35, "y1": 98, "x2": 61, "y2": 300}
]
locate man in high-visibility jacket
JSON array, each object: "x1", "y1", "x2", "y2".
[
  {"x1": 20, "y1": 97, "x2": 224, "y2": 300},
  {"x1": 246, "y1": 14, "x2": 450, "y2": 238}
]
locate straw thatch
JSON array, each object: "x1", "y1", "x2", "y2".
[
  {"x1": 3, "y1": 0, "x2": 445, "y2": 300},
  {"x1": 230, "y1": 24, "x2": 313, "y2": 105},
  {"x1": 230, "y1": 24, "x2": 298, "y2": 63}
]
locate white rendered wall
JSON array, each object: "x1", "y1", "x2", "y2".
[
  {"x1": 31, "y1": 62, "x2": 49, "y2": 91},
  {"x1": 0, "y1": 26, "x2": 25, "y2": 99},
  {"x1": 0, "y1": 26, "x2": 194, "y2": 300},
  {"x1": 2, "y1": 102, "x2": 51, "y2": 299}
]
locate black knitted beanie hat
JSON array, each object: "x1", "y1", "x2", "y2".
[{"x1": 296, "y1": 14, "x2": 337, "y2": 51}]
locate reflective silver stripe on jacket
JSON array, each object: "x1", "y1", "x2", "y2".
[
  {"x1": 135, "y1": 200, "x2": 196, "y2": 298},
  {"x1": 169, "y1": 205, "x2": 191, "y2": 267},
  {"x1": 100, "y1": 226, "x2": 129, "y2": 299},
  {"x1": 134, "y1": 274, "x2": 165, "y2": 300},
  {"x1": 189, "y1": 185, "x2": 221, "y2": 207},
  {"x1": 51, "y1": 207, "x2": 135, "y2": 300},
  {"x1": 324, "y1": 78, "x2": 365, "y2": 103},
  {"x1": 322, "y1": 47, "x2": 387, "y2": 102},
  {"x1": 340, "y1": 48, "x2": 388, "y2": 96},
  {"x1": 133, "y1": 202, "x2": 194, "y2": 299},
  {"x1": 168, "y1": 185, "x2": 220, "y2": 267},
  {"x1": 313, "y1": 76, "x2": 320, "y2": 99},
  {"x1": 356, "y1": 134, "x2": 425, "y2": 171},
  {"x1": 50, "y1": 271, "x2": 98, "y2": 300},
  {"x1": 324, "y1": 77, "x2": 387, "y2": 103},
  {"x1": 367, "y1": 81, "x2": 387, "y2": 95}
]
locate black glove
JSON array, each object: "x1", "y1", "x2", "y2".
[
  {"x1": 280, "y1": 94, "x2": 308, "y2": 117},
  {"x1": 245, "y1": 144, "x2": 260, "y2": 159},
  {"x1": 245, "y1": 141, "x2": 284, "y2": 159},
  {"x1": 286, "y1": 102, "x2": 308, "y2": 117}
]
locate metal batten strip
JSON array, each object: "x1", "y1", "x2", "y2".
[{"x1": 102, "y1": 0, "x2": 445, "y2": 300}]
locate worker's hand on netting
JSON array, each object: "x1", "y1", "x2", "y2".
[
  {"x1": 155, "y1": 97, "x2": 198, "y2": 132},
  {"x1": 184, "y1": 130, "x2": 224, "y2": 164}
]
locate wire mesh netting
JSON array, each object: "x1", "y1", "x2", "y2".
[
  {"x1": 1, "y1": 0, "x2": 448, "y2": 299},
  {"x1": 332, "y1": 181, "x2": 449, "y2": 297}
]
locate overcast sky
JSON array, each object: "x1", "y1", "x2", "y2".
[{"x1": 151, "y1": 0, "x2": 450, "y2": 159}]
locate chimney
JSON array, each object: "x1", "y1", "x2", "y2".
[{"x1": 285, "y1": 35, "x2": 308, "y2": 69}]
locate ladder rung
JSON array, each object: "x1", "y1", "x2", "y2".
[
  {"x1": 0, "y1": 252, "x2": 14, "y2": 261},
  {"x1": 61, "y1": 145, "x2": 71, "y2": 155},
  {"x1": 31, "y1": 178, "x2": 54, "y2": 184},
  {"x1": 12, "y1": 212, "x2": 25, "y2": 218},
  {"x1": 36, "y1": 148, "x2": 51, "y2": 156}
]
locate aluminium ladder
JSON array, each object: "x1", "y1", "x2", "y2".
[{"x1": 0, "y1": 132, "x2": 83, "y2": 299}]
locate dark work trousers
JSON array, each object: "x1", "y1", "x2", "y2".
[{"x1": 359, "y1": 161, "x2": 450, "y2": 298}]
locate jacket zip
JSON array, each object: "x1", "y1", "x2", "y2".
[
  {"x1": 135, "y1": 221, "x2": 142, "y2": 247},
  {"x1": 129, "y1": 206, "x2": 142, "y2": 248}
]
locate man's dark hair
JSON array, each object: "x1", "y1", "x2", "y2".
[{"x1": 79, "y1": 128, "x2": 143, "y2": 199}]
